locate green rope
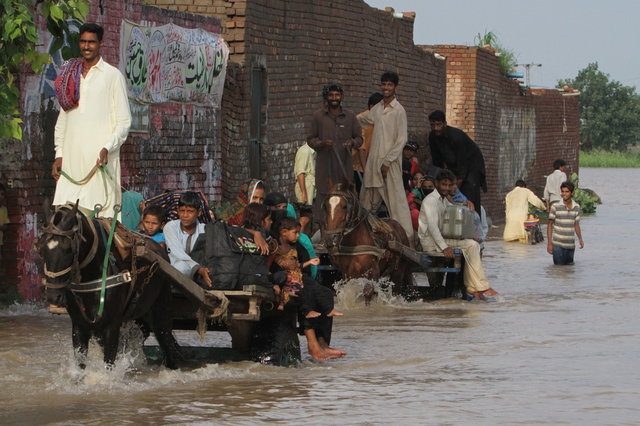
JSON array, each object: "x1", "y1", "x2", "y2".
[
  {"x1": 60, "y1": 165, "x2": 115, "y2": 212},
  {"x1": 98, "y1": 205, "x2": 121, "y2": 316}
]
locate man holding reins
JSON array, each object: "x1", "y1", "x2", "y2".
[{"x1": 51, "y1": 23, "x2": 131, "y2": 218}]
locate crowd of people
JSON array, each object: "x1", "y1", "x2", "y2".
[{"x1": 47, "y1": 23, "x2": 586, "y2": 362}]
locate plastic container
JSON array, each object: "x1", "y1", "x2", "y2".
[{"x1": 441, "y1": 205, "x2": 476, "y2": 240}]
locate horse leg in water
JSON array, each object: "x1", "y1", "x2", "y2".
[
  {"x1": 145, "y1": 281, "x2": 180, "y2": 369},
  {"x1": 71, "y1": 322, "x2": 91, "y2": 369},
  {"x1": 101, "y1": 321, "x2": 123, "y2": 369}
]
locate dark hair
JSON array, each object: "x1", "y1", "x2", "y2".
[
  {"x1": 278, "y1": 217, "x2": 300, "y2": 232},
  {"x1": 143, "y1": 204, "x2": 165, "y2": 222},
  {"x1": 435, "y1": 169, "x2": 456, "y2": 183},
  {"x1": 368, "y1": 92, "x2": 384, "y2": 108},
  {"x1": 79, "y1": 23, "x2": 104, "y2": 42},
  {"x1": 265, "y1": 192, "x2": 288, "y2": 207},
  {"x1": 560, "y1": 181, "x2": 575, "y2": 193},
  {"x1": 423, "y1": 175, "x2": 436, "y2": 184},
  {"x1": 322, "y1": 82, "x2": 344, "y2": 99},
  {"x1": 178, "y1": 191, "x2": 201, "y2": 209},
  {"x1": 0, "y1": 183, "x2": 5, "y2": 192},
  {"x1": 380, "y1": 71, "x2": 399, "y2": 86},
  {"x1": 412, "y1": 171, "x2": 424, "y2": 179},
  {"x1": 553, "y1": 159, "x2": 566, "y2": 170},
  {"x1": 515, "y1": 179, "x2": 527, "y2": 188},
  {"x1": 243, "y1": 203, "x2": 271, "y2": 229},
  {"x1": 428, "y1": 110, "x2": 446, "y2": 122}
]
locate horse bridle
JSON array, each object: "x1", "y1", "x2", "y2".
[
  {"x1": 323, "y1": 187, "x2": 362, "y2": 248},
  {"x1": 41, "y1": 206, "x2": 99, "y2": 289}
]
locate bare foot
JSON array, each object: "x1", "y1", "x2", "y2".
[
  {"x1": 327, "y1": 309, "x2": 343, "y2": 317},
  {"x1": 305, "y1": 310, "x2": 321, "y2": 318},
  {"x1": 308, "y1": 345, "x2": 330, "y2": 361},
  {"x1": 318, "y1": 338, "x2": 347, "y2": 358},
  {"x1": 467, "y1": 291, "x2": 486, "y2": 301},
  {"x1": 482, "y1": 288, "x2": 500, "y2": 296}
]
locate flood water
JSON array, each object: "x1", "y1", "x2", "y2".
[{"x1": 1, "y1": 168, "x2": 639, "y2": 425}]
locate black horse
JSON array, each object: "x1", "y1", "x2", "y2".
[{"x1": 36, "y1": 202, "x2": 179, "y2": 369}]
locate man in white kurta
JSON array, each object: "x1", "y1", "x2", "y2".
[
  {"x1": 52, "y1": 25, "x2": 131, "y2": 218},
  {"x1": 418, "y1": 170, "x2": 498, "y2": 299},
  {"x1": 357, "y1": 72, "x2": 413, "y2": 243},
  {"x1": 504, "y1": 181, "x2": 546, "y2": 243}
]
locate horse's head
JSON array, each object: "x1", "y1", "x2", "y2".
[
  {"x1": 323, "y1": 176, "x2": 358, "y2": 249},
  {"x1": 35, "y1": 202, "x2": 85, "y2": 306}
]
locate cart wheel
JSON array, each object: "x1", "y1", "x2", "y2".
[{"x1": 251, "y1": 318, "x2": 301, "y2": 367}]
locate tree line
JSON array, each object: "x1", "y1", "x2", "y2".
[{"x1": 559, "y1": 62, "x2": 640, "y2": 152}]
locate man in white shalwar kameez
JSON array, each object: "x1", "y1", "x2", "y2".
[
  {"x1": 504, "y1": 180, "x2": 546, "y2": 243},
  {"x1": 418, "y1": 169, "x2": 499, "y2": 300},
  {"x1": 357, "y1": 71, "x2": 414, "y2": 244},
  {"x1": 52, "y1": 23, "x2": 131, "y2": 218}
]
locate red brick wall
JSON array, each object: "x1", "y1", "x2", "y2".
[
  {"x1": 145, "y1": 0, "x2": 447, "y2": 199},
  {"x1": 1, "y1": 1, "x2": 224, "y2": 300},
  {"x1": 426, "y1": 45, "x2": 580, "y2": 221}
]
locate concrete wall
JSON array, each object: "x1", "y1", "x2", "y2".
[{"x1": 425, "y1": 45, "x2": 580, "y2": 221}]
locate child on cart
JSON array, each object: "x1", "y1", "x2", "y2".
[{"x1": 141, "y1": 204, "x2": 166, "y2": 248}]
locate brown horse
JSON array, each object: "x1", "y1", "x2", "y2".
[
  {"x1": 323, "y1": 178, "x2": 412, "y2": 305},
  {"x1": 36, "y1": 202, "x2": 180, "y2": 369}
]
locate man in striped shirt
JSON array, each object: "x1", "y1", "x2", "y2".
[{"x1": 547, "y1": 182, "x2": 584, "y2": 265}]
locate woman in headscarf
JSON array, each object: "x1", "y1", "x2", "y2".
[{"x1": 218, "y1": 179, "x2": 266, "y2": 226}]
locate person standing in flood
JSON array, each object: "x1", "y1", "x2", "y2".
[
  {"x1": 544, "y1": 159, "x2": 567, "y2": 212},
  {"x1": 51, "y1": 23, "x2": 131, "y2": 218},
  {"x1": 547, "y1": 181, "x2": 584, "y2": 265},
  {"x1": 307, "y1": 82, "x2": 363, "y2": 240}
]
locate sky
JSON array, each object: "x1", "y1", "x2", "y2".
[{"x1": 365, "y1": 0, "x2": 640, "y2": 89}]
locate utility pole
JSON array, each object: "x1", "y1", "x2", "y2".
[{"x1": 516, "y1": 63, "x2": 542, "y2": 86}]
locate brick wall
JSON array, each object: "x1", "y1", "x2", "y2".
[
  {"x1": 1, "y1": 1, "x2": 224, "y2": 300},
  {"x1": 425, "y1": 45, "x2": 580, "y2": 221},
  {"x1": 144, "y1": 0, "x2": 447, "y2": 199}
]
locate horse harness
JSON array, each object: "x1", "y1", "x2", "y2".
[
  {"x1": 41, "y1": 205, "x2": 158, "y2": 322},
  {"x1": 324, "y1": 188, "x2": 391, "y2": 261}
]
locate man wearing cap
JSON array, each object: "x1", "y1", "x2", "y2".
[
  {"x1": 428, "y1": 110, "x2": 487, "y2": 213},
  {"x1": 307, "y1": 82, "x2": 363, "y2": 238}
]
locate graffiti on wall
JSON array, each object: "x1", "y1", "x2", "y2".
[{"x1": 120, "y1": 20, "x2": 229, "y2": 107}]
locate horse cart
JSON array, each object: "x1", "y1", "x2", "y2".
[{"x1": 135, "y1": 246, "x2": 303, "y2": 367}]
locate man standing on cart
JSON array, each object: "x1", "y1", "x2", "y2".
[{"x1": 51, "y1": 23, "x2": 131, "y2": 218}]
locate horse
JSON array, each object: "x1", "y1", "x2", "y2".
[
  {"x1": 35, "y1": 201, "x2": 180, "y2": 369},
  {"x1": 323, "y1": 178, "x2": 412, "y2": 305}
]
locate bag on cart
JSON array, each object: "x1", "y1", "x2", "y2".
[{"x1": 204, "y1": 220, "x2": 270, "y2": 289}]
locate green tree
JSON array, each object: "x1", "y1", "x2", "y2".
[
  {"x1": 0, "y1": 0, "x2": 89, "y2": 140},
  {"x1": 559, "y1": 62, "x2": 640, "y2": 151},
  {"x1": 474, "y1": 29, "x2": 518, "y2": 75}
]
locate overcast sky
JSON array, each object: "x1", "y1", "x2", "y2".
[{"x1": 365, "y1": 0, "x2": 640, "y2": 89}]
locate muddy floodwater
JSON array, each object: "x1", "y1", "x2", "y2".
[{"x1": 1, "y1": 168, "x2": 639, "y2": 425}]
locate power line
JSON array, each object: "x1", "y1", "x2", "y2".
[{"x1": 516, "y1": 63, "x2": 542, "y2": 86}]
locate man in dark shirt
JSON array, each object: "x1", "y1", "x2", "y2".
[
  {"x1": 428, "y1": 110, "x2": 487, "y2": 212},
  {"x1": 307, "y1": 82, "x2": 363, "y2": 237}
]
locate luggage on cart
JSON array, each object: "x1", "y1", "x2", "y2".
[{"x1": 441, "y1": 205, "x2": 476, "y2": 240}]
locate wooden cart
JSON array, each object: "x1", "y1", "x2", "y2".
[{"x1": 387, "y1": 241, "x2": 467, "y2": 300}]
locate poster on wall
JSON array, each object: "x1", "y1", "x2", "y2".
[{"x1": 120, "y1": 20, "x2": 229, "y2": 107}]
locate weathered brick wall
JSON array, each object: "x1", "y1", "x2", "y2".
[
  {"x1": 426, "y1": 45, "x2": 580, "y2": 222},
  {"x1": 144, "y1": 0, "x2": 447, "y2": 199},
  {"x1": 2, "y1": 1, "x2": 223, "y2": 300}
]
